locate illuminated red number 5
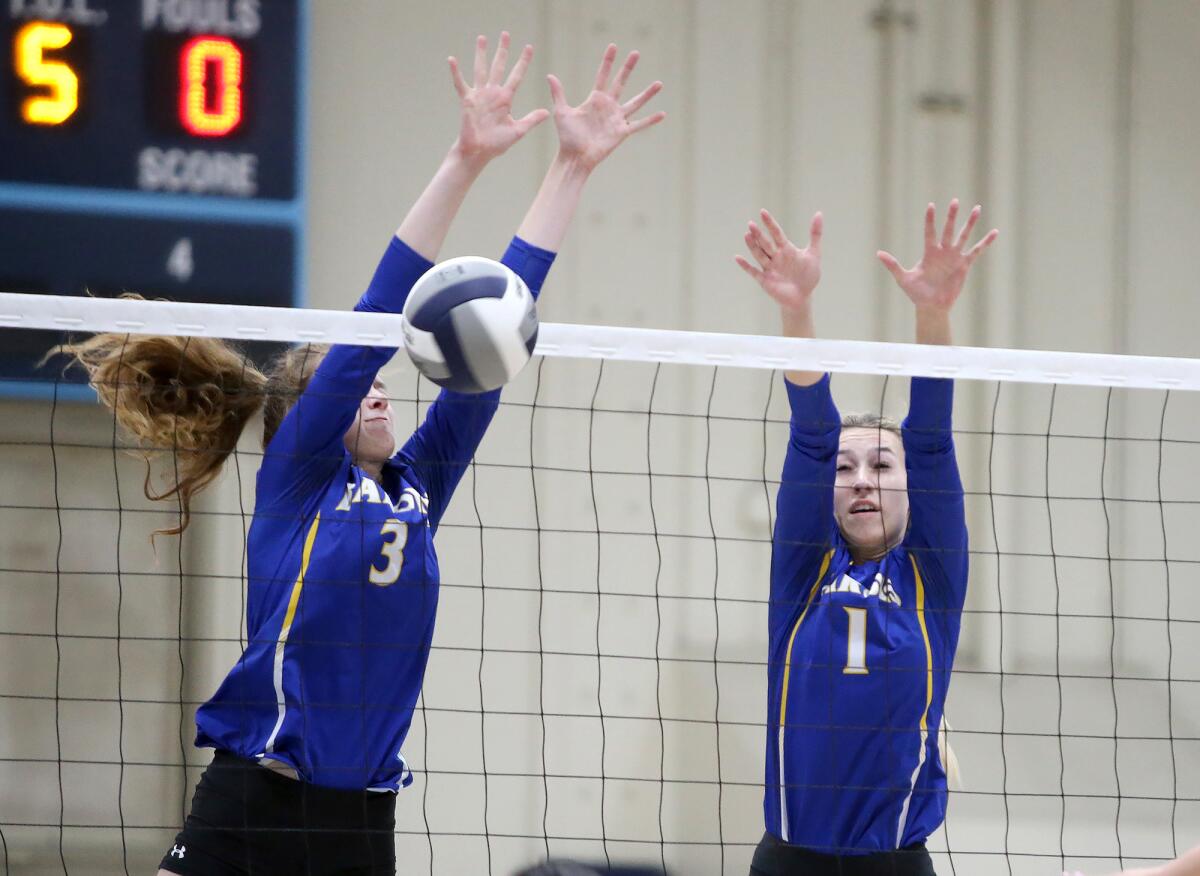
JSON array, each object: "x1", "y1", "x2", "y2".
[{"x1": 179, "y1": 36, "x2": 243, "y2": 137}]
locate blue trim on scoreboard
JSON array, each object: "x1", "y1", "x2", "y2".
[
  {"x1": 294, "y1": 0, "x2": 310, "y2": 308},
  {"x1": 0, "y1": 0, "x2": 310, "y2": 402},
  {"x1": 0, "y1": 380, "x2": 94, "y2": 403},
  {"x1": 0, "y1": 182, "x2": 301, "y2": 225}
]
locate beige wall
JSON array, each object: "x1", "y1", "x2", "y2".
[{"x1": 3, "y1": 1, "x2": 1200, "y2": 873}]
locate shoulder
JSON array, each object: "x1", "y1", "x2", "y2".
[
  {"x1": 896, "y1": 544, "x2": 968, "y2": 612},
  {"x1": 255, "y1": 451, "x2": 350, "y2": 509},
  {"x1": 386, "y1": 451, "x2": 436, "y2": 496}
]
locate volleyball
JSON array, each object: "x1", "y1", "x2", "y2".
[{"x1": 401, "y1": 255, "x2": 538, "y2": 393}]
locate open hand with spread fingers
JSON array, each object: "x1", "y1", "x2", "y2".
[
  {"x1": 877, "y1": 199, "x2": 998, "y2": 314},
  {"x1": 735, "y1": 210, "x2": 823, "y2": 313},
  {"x1": 547, "y1": 43, "x2": 666, "y2": 171},
  {"x1": 449, "y1": 31, "x2": 549, "y2": 165}
]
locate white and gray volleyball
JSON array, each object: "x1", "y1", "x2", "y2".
[{"x1": 401, "y1": 256, "x2": 538, "y2": 393}]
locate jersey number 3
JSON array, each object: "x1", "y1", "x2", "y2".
[{"x1": 370, "y1": 519, "x2": 408, "y2": 586}]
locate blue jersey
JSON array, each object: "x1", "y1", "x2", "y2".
[
  {"x1": 195, "y1": 235, "x2": 555, "y2": 791},
  {"x1": 764, "y1": 374, "x2": 968, "y2": 853}
]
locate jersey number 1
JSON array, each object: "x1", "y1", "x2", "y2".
[
  {"x1": 843, "y1": 606, "x2": 869, "y2": 675},
  {"x1": 370, "y1": 519, "x2": 407, "y2": 586}
]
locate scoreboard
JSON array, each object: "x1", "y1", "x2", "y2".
[{"x1": 0, "y1": 0, "x2": 306, "y2": 393}]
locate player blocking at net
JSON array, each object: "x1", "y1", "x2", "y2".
[
  {"x1": 54, "y1": 31, "x2": 664, "y2": 876},
  {"x1": 735, "y1": 202, "x2": 997, "y2": 875}
]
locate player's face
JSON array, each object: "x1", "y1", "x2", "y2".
[
  {"x1": 834, "y1": 428, "x2": 909, "y2": 561},
  {"x1": 343, "y1": 380, "x2": 396, "y2": 467}
]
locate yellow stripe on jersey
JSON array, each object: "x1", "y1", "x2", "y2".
[
  {"x1": 778, "y1": 550, "x2": 833, "y2": 732},
  {"x1": 282, "y1": 513, "x2": 321, "y2": 636},
  {"x1": 895, "y1": 554, "x2": 936, "y2": 846},
  {"x1": 777, "y1": 549, "x2": 833, "y2": 841},
  {"x1": 910, "y1": 555, "x2": 934, "y2": 731},
  {"x1": 263, "y1": 512, "x2": 321, "y2": 755}
]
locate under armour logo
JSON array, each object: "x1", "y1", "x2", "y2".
[{"x1": 170, "y1": 845, "x2": 186, "y2": 859}]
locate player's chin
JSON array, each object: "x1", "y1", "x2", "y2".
[
  {"x1": 360, "y1": 439, "x2": 395, "y2": 466},
  {"x1": 841, "y1": 516, "x2": 888, "y2": 549},
  {"x1": 365, "y1": 427, "x2": 395, "y2": 458}
]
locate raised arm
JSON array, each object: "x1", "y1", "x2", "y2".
[
  {"x1": 400, "y1": 43, "x2": 666, "y2": 529},
  {"x1": 901, "y1": 375, "x2": 967, "y2": 598},
  {"x1": 772, "y1": 375, "x2": 841, "y2": 613},
  {"x1": 262, "y1": 33, "x2": 545, "y2": 495},
  {"x1": 736, "y1": 212, "x2": 838, "y2": 613},
  {"x1": 879, "y1": 200, "x2": 997, "y2": 598}
]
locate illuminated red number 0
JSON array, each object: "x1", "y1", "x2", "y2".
[{"x1": 179, "y1": 36, "x2": 243, "y2": 137}]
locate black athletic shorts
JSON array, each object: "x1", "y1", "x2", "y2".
[
  {"x1": 158, "y1": 750, "x2": 397, "y2": 876},
  {"x1": 749, "y1": 831, "x2": 937, "y2": 876}
]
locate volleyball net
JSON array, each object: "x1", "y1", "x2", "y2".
[{"x1": 1, "y1": 291, "x2": 1198, "y2": 875}]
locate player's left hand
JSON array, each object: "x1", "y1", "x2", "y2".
[
  {"x1": 547, "y1": 44, "x2": 666, "y2": 171},
  {"x1": 877, "y1": 200, "x2": 998, "y2": 313},
  {"x1": 449, "y1": 32, "x2": 549, "y2": 164}
]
